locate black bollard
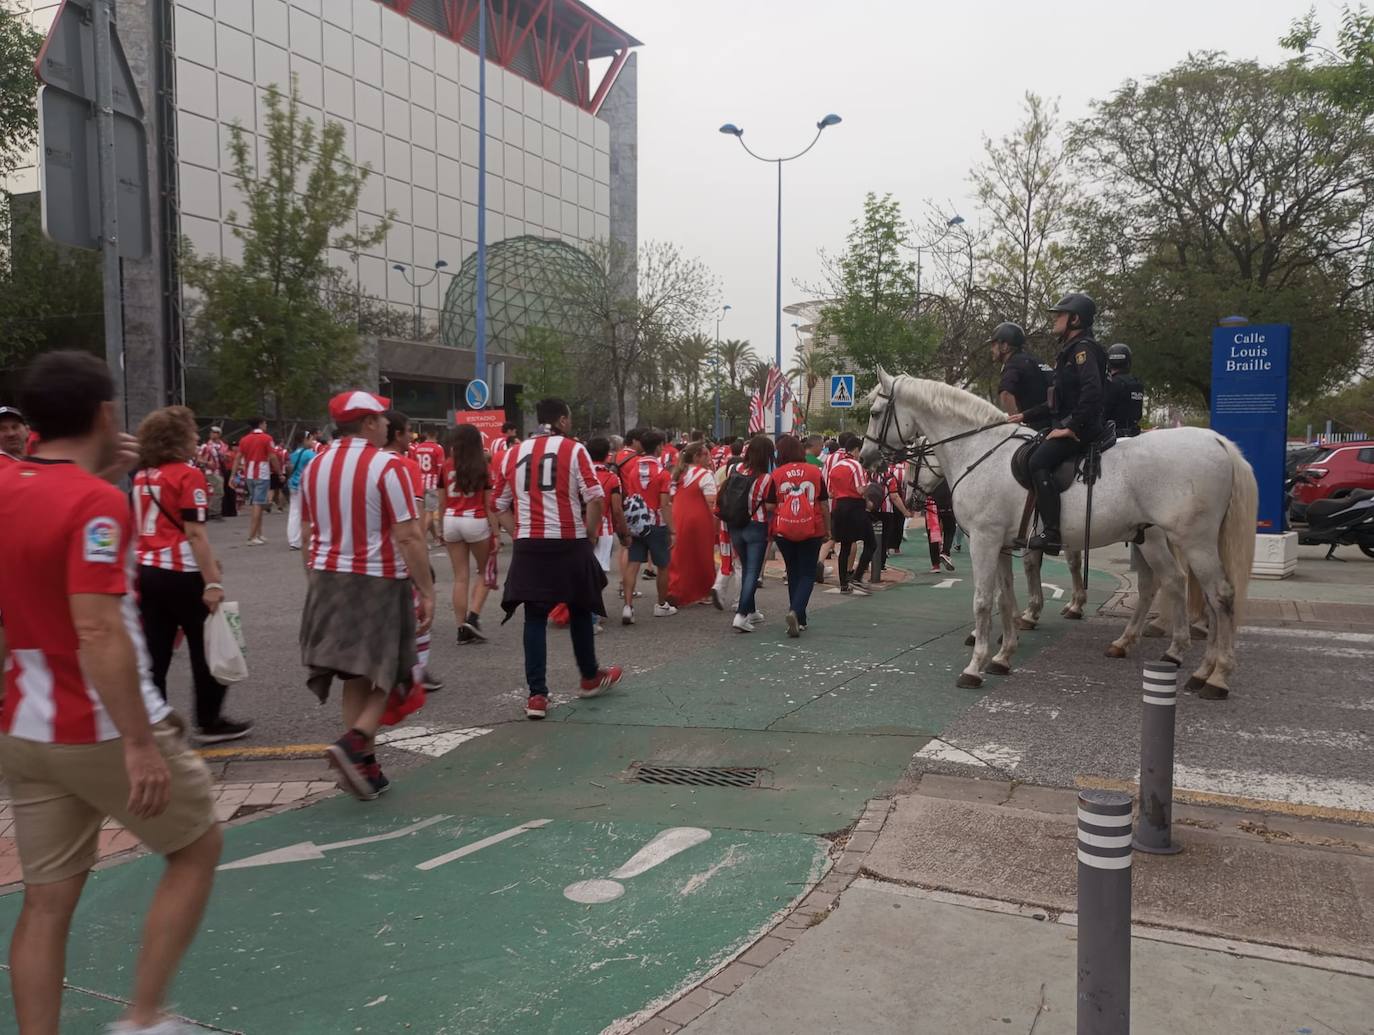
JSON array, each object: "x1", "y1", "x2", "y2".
[
  {"x1": 1133, "y1": 661, "x2": 1183, "y2": 855},
  {"x1": 1077, "y1": 789, "x2": 1132, "y2": 1034},
  {"x1": 870, "y1": 520, "x2": 884, "y2": 583}
]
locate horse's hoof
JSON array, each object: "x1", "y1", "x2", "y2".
[
  {"x1": 1104, "y1": 644, "x2": 1127, "y2": 659},
  {"x1": 1161, "y1": 653, "x2": 1182, "y2": 666},
  {"x1": 986, "y1": 661, "x2": 1011, "y2": 676},
  {"x1": 1142, "y1": 623, "x2": 1167, "y2": 639},
  {"x1": 1199, "y1": 683, "x2": 1230, "y2": 701},
  {"x1": 1184, "y1": 675, "x2": 1207, "y2": 692},
  {"x1": 964, "y1": 633, "x2": 976, "y2": 647},
  {"x1": 1015, "y1": 617, "x2": 1037, "y2": 631},
  {"x1": 1062, "y1": 609, "x2": 1083, "y2": 621},
  {"x1": 1190, "y1": 624, "x2": 1208, "y2": 641},
  {"x1": 956, "y1": 673, "x2": 984, "y2": 689}
]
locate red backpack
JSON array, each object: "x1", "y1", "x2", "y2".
[{"x1": 773, "y1": 464, "x2": 823, "y2": 541}]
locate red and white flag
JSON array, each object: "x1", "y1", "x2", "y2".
[{"x1": 748, "y1": 391, "x2": 765, "y2": 433}]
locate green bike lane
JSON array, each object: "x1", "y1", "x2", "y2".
[{"x1": 1, "y1": 556, "x2": 1114, "y2": 1034}]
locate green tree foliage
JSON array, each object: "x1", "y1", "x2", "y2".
[
  {"x1": 1282, "y1": 4, "x2": 1374, "y2": 114},
  {"x1": 183, "y1": 81, "x2": 390, "y2": 419},
  {"x1": 788, "y1": 346, "x2": 832, "y2": 426},
  {"x1": 0, "y1": 8, "x2": 41, "y2": 179},
  {"x1": 516, "y1": 325, "x2": 573, "y2": 401},
  {"x1": 818, "y1": 193, "x2": 933, "y2": 377},
  {"x1": 1067, "y1": 53, "x2": 1372, "y2": 406}
]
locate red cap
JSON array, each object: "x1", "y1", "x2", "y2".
[{"x1": 328, "y1": 391, "x2": 390, "y2": 424}]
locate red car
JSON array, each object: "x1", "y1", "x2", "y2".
[{"x1": 1291, "y1": 441, "x2": 1374, "y2": 522}]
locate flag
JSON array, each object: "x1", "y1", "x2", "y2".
[{"x1": 748, "y1": 392, "x2": 765, "y2": 433}]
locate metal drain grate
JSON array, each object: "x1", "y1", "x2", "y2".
[{"x1": 628, "y1": 763, "x2": 765, "y2": 788}]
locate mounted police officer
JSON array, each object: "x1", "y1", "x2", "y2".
[
  {"x1": 1103, "y1": 343, "x2": 1145, "y2": 437},
  {"x1": 987, "y1": 322, "x2": 1051, "y2": 430},
  {"x1": 1008, "y1": 292, "x2": 1107, "y2": 554}
]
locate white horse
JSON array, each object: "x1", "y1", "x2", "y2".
[{"x1": 861, "y1": 369, "x2": 1257, "y2": 698}]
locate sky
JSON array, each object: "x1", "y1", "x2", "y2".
[{"x1": 589, "y1": 0, "x2": 1330, "y2": 374}]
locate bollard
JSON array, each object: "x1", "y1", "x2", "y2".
[
  {"x1": 1133, "y1": 661, "x2": 1183, "y2": 855},
  {"x1": 870, "y1": 520, "x2": 885, "y2": 583},
  {"x1": 1077, "y1": 789, "x2": 1132, "y2": 1034}
]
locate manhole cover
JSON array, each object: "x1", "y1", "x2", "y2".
[{"x1": 628, "y1": 763, "x2": 765, "y2": 788}]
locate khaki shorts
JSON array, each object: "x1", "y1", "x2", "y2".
[{"x1": 0, "y1": 715, "x2": 216, "y2": 885}]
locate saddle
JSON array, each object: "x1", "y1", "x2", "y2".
[{"x1": 1010, "y1": 421, "x2": 1117, "y2": 493}]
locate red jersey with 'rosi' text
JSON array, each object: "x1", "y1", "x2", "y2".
[
  {"x1": 494, "y1": 433, "x2": 602, "y2": 540},
  {"x1": 133, "y1": 462, "x2": 209, "y2": 572},
  {"x1": 0, "y1": 459, "x2": 170, "y2": 744}
]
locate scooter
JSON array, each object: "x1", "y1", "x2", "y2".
[{"x1": 1294, "y1": 476, "x2": 1374, "y2": 559}]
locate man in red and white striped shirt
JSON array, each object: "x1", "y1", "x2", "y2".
[
  {"x1": 232, "y1": 418, "x2": 280, "y2": 546},
  {"x1": 494, "y1": 398, "x2": 622, "y2": 720},
  {"x1": 299, "y1": 391, "x2": 434, "y2": 800},
  {"x1": 384, "y1": 411, "x2": 442, "y2": 695}
]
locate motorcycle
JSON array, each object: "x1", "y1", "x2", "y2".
[{"x1": 1292, "y1": 474, "x2": 1374, "y2": 560}]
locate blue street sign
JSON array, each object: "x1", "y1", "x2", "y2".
[
  {"x1": 1209, "y1": 322, "x2": 1290, "y2": 532},
  {"x1": 465, "y1": 379, "x2": 490, "y2": 410},
  {"x1": 829, "y1": 374, "x2": 855, "y2": 408}
]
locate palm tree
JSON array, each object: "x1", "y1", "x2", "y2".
[
  {"x1": 718, "y1": 339, "x2": 758, "y2": 391},
  {"x1": 788, "y1": 348, "x2": 833, "y2": 426}
]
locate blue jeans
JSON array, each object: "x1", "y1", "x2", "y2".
[
  {"x1": 523, "y1": 601, "x2": 598, "y2": 697},
  {"x1": 776, "y1": 537, "x2": 822, "y2": 627},
  {"x1": 729, "y1": 521, "x2": 769, "y2": 616}
]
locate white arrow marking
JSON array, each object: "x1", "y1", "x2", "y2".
[
  {"x1": 1044, "y1": 583, "x2": 1065, "y2": 600},
  {"x1": 218, "y1": 815, "x2": 450, "y2": 871},
  {"x1": 415, "y1": 818, "x2": 552, "y2": 871},
  {"x1": 564, "y1": 827, "x2": 713, "y2": 904},
  {"x1": 931, "y1": 578, "x2": 962, "y2": 590}
]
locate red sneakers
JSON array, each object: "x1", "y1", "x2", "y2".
[
  {"x1": 526, "y1": 694, "x2": 549, "y2": 720},
  {"x1": 326, "y1": 730, "x2": 379, "y2": 801},
  {"x1": 578, "y1": 666, "x2": 624, "y2": 699}
]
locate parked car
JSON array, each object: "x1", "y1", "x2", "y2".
[{"x1": 1289, "y1": 441, "x2": 1374, "y2": 523}]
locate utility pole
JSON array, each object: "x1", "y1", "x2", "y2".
[{"x1": 93, "y1": 0, "x2": 125, "y2": 423}]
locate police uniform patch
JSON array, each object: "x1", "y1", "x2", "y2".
[{"x1": 1075, "y1": 350, "x2": 1087, "y2": 365}]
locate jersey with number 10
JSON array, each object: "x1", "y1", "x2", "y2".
[{"x1": 494, "y1": 433, "x2": 603, "y2": 540}]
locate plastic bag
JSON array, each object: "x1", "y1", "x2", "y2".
[{"x1": 205, "y1": 601, "x2": 249, "y2": 684}]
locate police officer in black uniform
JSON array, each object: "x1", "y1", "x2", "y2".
[
  {"x1": 1103, "y1": 343, "x2": 1145, "y2": 437},
  {"x1": 1008, "y1": 293, "x2": 1107, "y2": 554},
  {"x1": 988, "y1": 322, "x2": 1051, "y2": 429}
]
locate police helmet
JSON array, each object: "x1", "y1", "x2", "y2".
[
  {"x1": 1107, "y1": 343, "x2": 1132, "y2": 371},
  {"x1": 986, "y1": 322, "x2": 1026, "y2": 350},
  {"x1": 1046, "y1": 292, "x2": 1096, "y2": 328}
]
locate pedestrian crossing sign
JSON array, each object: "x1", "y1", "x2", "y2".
[{"x1": 829, "y1": 374, "x2": 855, "y2": 408}]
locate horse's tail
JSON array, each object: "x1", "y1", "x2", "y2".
[{"x1": 1216, "y1": 435, "x2": 1258, "y2": 619}]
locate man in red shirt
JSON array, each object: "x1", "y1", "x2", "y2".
[
  {"x1": 0, "y1": 404, "x2": 27, "y2": 460},
  {"x1": 494, "y1": 397, "x2": 622, "y2": 719},
  {"x1": 409, "y1": 429, "x2": 447, "y2": 546},
  {"x1": 232, "y1": 417, "x2": 280, "y2": 546},
  {"x1": 825, "y1": 432, "x2": 876, "y2": 595},
  {"x1": 0, "y1": 351, "x2": 221, "y2": 1033},
  {"x1": 490, "y1": 421, "x2": 520, "y2": 462},
  {"x1": 300, "y1": 392, "x2": 434, "y2": 799},
  {"x1": 618, "y1": 430, "x2": 675, "y2": 623}
]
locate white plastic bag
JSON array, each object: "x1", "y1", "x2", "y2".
[{"x1": 205, "y1": 601, "x2": 248, "y2": 684}]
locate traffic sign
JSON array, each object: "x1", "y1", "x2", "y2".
[
  {"x1": 829, "y1": 374, "x2": 855, "y2": 408},
  {"x1": 465, "y1": 379, "x2": 491, "y2": 409}
]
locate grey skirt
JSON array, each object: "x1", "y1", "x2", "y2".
[{"x1": 299, "y1": 569, "x2": 417, "y2": 702}]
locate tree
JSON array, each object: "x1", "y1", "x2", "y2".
[
  {"x1": 970, "y1": 93, "x2": 1072, "y2": 345},
  {"x1": 516, "y1": 325, "x2": 574, "y2": 401},
  {"x1": 717, "y1": 338, "x2": 757, "y2": 390},
  {"x1": 787, "y1": 346, "x2": 832, "y2": 426},
  {"x1": 1066, "y1": 53, "x2": 1373, "y2": 406},
  {"x1": 182, "y1": 81, "x2": 391, "y2": 419},
  {"x1": 558, "y1": 238, "x2": 717, "y2": 432},
  {"x1": 1282, "y1": 4, "x2": 1374, "y2": 115},
  {"x1": 0, "y1": 8, "x2": 41, "y2": 179}
]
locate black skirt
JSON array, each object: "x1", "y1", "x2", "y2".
[
  {"x1": 502, "y1": 538, "x2": 607, "y2": 620},
  {"x1": 831, "y1": 498, "x2": 874, "y2": 542}
]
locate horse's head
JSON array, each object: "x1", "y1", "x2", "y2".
[
  {"x1": 911, "y1": 441, "x2": 944, "y2": 493},
  {"x1": 859, "y1": 366, "x2": 906, "y2": 467}
]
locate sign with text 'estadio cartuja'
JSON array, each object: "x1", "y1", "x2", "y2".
[{"x1": 1209, "y1": 322, "x2": 1289, "y2": 532}]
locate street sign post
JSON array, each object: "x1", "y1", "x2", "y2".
[
  {"x1": 829, "y1": 374, "x2": 855, "y2": 408},
  {"x1": 465, "y1": 379, "x2": 491, "y2": 410}
]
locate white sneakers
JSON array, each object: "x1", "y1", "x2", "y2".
[
  {"x1": 106, "y1": 1018, "x2": 195, "y2": 1034},
  {"x1": 731, "y1": 613, "x2": 754, "y2": 633},
  {"x1": 653, "y1": 603, "x2": 678, "y2": 617},
  {"x1": 622, "y1": 605, "x2": 634, "y2": 625},
  {"x1": 748, "y1": 611, "x2": 764, "y2": 625},
  {"x1": 247, "y1": 536, "x2": 266, "y2": 546},
  {"x1": 785, "y1": 611, "x2": 800, "y2": 638}
]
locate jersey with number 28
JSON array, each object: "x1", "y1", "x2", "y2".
[{"x1": 494, "y1": 433, "x2": 603, "y2": 540}]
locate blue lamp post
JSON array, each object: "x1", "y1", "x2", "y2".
[
  {"x1": 720, "y1": 113, "x2": 841, "y2": 435},
  {"x1": 714, "y1": 303, "x2": 731, "y2": 439}
]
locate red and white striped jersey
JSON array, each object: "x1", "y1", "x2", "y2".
[
  {"x1": 300, "y1": 437, "x2": 418, "y2": 578},
  {"x1": 619, "y1": 453, "x2": 671, "y2": 526},
  {"x1": 0, "y1": 459, "x2": 169, "y2": 743},
  {"x1": 410, "y1": 441, "x2": 445, "y2": 492},
  {"x1": 393, "y1": 452, "x2": 424, "y2": 507},
  {"x1": 442, "y1": 460, "x2": 491, "y2": 518},
  {"x1": 133, "y1": 462, "x2": 209, "y2": 572},
  {"x1": 826, "y1": 455, "x2": 866, "y2": 501},
  {"x1": 593, "y1": 463, "x2": 622, "y2": 536},
  {"x1": 493, "y1": 433, "x2": 603, "y2": 540},
  {"x1": 237, "y1": 428, "x2": 276, "y2": 480}
]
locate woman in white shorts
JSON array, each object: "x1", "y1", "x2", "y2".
[{"x1": 439, "y1": 424, "x2": 501, "y2": 643}]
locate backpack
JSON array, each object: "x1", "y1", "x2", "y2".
[
  {"x1": 773, "y1": 469, "x2": 821, "y2": 542},
  {"x1": 718, "y1": 470, "x2": 760, "y2": 529},
  {"x1": 623, "y1": 493, "x2": 653, "y2": 537}
]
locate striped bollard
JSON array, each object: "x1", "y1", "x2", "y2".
[
  {"x1": 1133, "y1": 661, "x2": 1183, "y2": 855},
  {"x1": 1077, "y1": 789, "x2": 1132, "y2": 1034}
]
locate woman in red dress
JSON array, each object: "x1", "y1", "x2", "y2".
[{"x1": 667, "y1": 443, "x2": 718, "y2": 607}]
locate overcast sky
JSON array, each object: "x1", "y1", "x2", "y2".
[{"x1": 589, "y1": 0, "x2": 1329, "y2": 373}]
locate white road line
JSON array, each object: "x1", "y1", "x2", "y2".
[
  {"x1": 1243, "y1": 627, "x2": 1374, "y2": 644},
  {"x1": 1044, "y1": 583, "x2": 1065, "y2": 600},
  {"x1": 931, "y1": 578, "x2": 962, "y2": 589},
  {"x1": 219, "y1": 815, "x2": 450, "y2": 871},
  {"x1": 915, "y1": 740, "x2": 1022, "y2": 771},
  {"x1": 414, "y1": 819, "x2": 552, "y2": 871},
  {"x1": 1173, "y1": 764, "x2": 1374, "y2": 814},
  {"x1": 375, "y1": 725, "x2": 492, "y2": 757}
]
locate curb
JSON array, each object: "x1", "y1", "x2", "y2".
[{"x1": 618, "y1": 797, "x2": 896, "y2": 1035}]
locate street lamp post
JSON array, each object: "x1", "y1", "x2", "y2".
[
  {"x1": 714, "y1": 303, "x2": 731, "y2": 439},
  {"x1": 393, "y1": 260, "x2": 449, "y2": 339},
  {"x1": 720, "y1": 113, "x2": 841, "y2": 435},
  {"x1": 914, "y1": 214, "x2": 964, "y2": 315}
]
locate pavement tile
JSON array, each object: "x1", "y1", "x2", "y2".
[
  {"x1": 766, "y1": 922, "x2": 802, "y2": 943},
  {"x1": 274, "y1": 782, "x2": 311, "y2": 803},
  {"x1": 213, "y1": 803, "x2": 238, "y2": 822},
  {"x1": 656, "y1": 988, "x2": 722, "y2": 1026},
  {"x1": 702, "y1": 961, "x2": 759, "y2": 995},
  {"x1": 916, "y1": 773, "x2": 1012, "y2": 804},
  {"x1": 797, "y1": 890, "x2": 837, "y2": 914},
  {"x1": 213, "y1": 786, "x2": 251, "y2": 806},
  {"x1": 843, "y1": 830, "x2": 878, "y2": 853},
  {"x1": 243, "y1": 785, "x2": 281, "y2": 806},
  {"x1": 739, "y1": 935, "x2": 791, "y2": 967},
  {"x1": 623, "y1": 1020, "x2": 681, "y2": 1035}
]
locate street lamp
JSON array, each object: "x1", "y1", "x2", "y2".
[
  {"x1": 392, "y1": 260, "x2": 449, "y2": 340},
  {"x1": 914, "y1": 213, "x2": 966, "y2": 314},
  {"x1": 720, "y1": 112, "x2": 842, "y2": 434},
  {"x1": 714, "y1": 303, "x2": 732, "y2": 439}
]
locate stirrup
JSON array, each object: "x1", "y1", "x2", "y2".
[{"x1": 1026, "y1": 530, "x2": 1062, "y2": 556}]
